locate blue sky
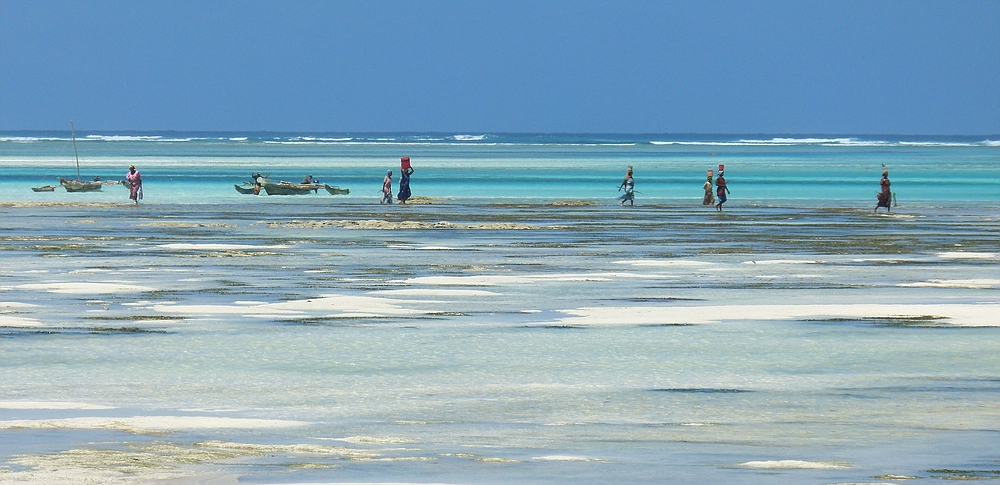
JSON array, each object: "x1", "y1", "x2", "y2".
[{"x1": 1, "y1": 1, "x2": 998, "y2": 134}]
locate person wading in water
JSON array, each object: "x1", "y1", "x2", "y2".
[
  {"x1": 874, "y1": 165, "x2": 892, "y2": 214},
  {"x1": 715, "y1": 169, "x2": 730, "y2": 211},
  {"x1": 381, "y1": 170, "x2": 393, "y2": 204},
  {"x1": 703, "y1": 170, "x2": 715, "y2": 206},
  {"x1": 126, "y1": 165, "x2": 142, "y2": 205},
  {"x1": 397, "y1": 157, "x2": 413, "y2": 204},
  {"x1": 618, "y1": 166, "x2": 634, "y2": 206}
]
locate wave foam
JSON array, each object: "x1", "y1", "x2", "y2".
[
  {"x1": 651, "y1": 137, "x2": 997, "y2": 147},
  {"x1": 84, "y1": 135, "x2": 194, "y2": 142}
]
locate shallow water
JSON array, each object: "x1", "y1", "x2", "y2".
[{"x1": 0, "y1": 134, "x2": 998, "y2": 484}]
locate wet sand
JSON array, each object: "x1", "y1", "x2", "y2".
[{"x1": 1, "y1": 200, "x2": 998, "y2": 484}]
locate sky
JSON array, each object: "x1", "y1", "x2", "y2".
[{"x1": 1, "y1": 1, "x2": 998, "y2": 134}]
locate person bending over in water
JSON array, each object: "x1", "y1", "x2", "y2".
[
  {"x1": 126, "y1": 165, "x2": 142, "y2": 205},
  {"x1": 874, "y1": 167, "x2": 891, "y2": 214},
  {"x1": 618, "y1": 166, "x2": 634, "y2": 206},
  {"x1": 381, "y1": 170, "x2": 393, "y2": 204},
  {"x1": 715, "y1": 171, "x2": 730, "y2": 211}
]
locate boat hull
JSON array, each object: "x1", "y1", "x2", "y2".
[
  {"x1": 234, "y1": 183, "x2": 257, "y2": 194},
  {"x1": 262, "y1": 182, "x2": 322, "y2": 195},
  {"x1": 324, "y1": 185, "x2": 349, "y2": 195},
  {"x1": 59, "y1": 178, "x2": 103, "y2": 192},
  {"x1": 32, "y1": 185, "x2": 57, "y2": 192}
]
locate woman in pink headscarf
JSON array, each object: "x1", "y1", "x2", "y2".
[{"x1": 126, "y1": 165, "x2": 142, "y2": 204}]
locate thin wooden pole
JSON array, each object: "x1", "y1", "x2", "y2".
[{"x1": 71, "y1": 121, "x2": 81, "y2": 181}]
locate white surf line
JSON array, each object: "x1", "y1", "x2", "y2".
[{"x1": 554, "y1": 303, "x2": 1000, "y2": 327}]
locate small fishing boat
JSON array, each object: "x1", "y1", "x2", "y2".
[
  {"x1": 234, "y1": 183, "x2": 258, "y2": 194},
  {"x1": 237, "y1": 178, "x2": 348, "y2": 196},
  {"x1": 59, "y1": 178, "x2": 103, "y2": 192},
  {"x1": 31, "y1": 185, "x2": 57, "y2": 192},
  {"x1": 58, "y1": 122, "x2": 102, "y2": 192},
  {"x1": 324, "y1": 185, "x2": 349, "y2": 195},
  {"x1": 262, "y1": 181, "x2": 320, "y2": 195}
]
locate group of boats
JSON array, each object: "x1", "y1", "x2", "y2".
[
  {"x1": 34, "y1": 177, "x2": 350, "y2": 196},
  {"x1": 32, "y1": 178, "x2": 123, "y2": 192},
  {"x1": 234, "y1": 178, "x2": 350, "y2": 196},
  {"x1": 31, "y1": 122, "x2": 126, "y2": 193},
  {"x1": 31, "y1": 123, "x2": 351, "y2": 197}
]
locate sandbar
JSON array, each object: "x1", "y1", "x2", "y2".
[{"x1": 555, "y1": 303, "x2": 1000, "y2": 327}]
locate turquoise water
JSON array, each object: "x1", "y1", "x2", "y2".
[
  {"x1": 0, "y1": 133, "x2": 998, "y2": 484},
  {"x1": 1, "y1": 133, "x2": 998, "y2": 204}
]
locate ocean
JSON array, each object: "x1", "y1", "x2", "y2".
[{"x1": 0, "y1": 132, "x2": 998, "y2": 484}]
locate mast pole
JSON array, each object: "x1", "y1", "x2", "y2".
[{"x1": 71, "y1": 121, "x2": 81, "y2": 181}]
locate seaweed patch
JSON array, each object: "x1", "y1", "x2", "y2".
[
  {"x1": 927, "y1": 468, "x2": 1000, "y2": 480},
  {"x1": 805, "y1": 315, "x2": 952, "y2": 327},
  {"x1": 89, "y1": 327, "x2": 169, "y2": 334}
]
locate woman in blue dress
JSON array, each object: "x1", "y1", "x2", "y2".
[{"x1": 398, "y1": 165, "x2": 414, "y2": 204}]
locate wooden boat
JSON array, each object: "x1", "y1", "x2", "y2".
[
  {"x1": 59, "y1": 121, "x2": 102, "y2": 192},
  {"x1": 32, "y1": 185, "x2": 57, "y2": 192},
  {"x1": 234, "y1": 183, "x2": 258, "y2": 194},
  {"x1": 262, "y1": 181, "x2": 323, "y2": 195},
  {"x1": 240, "y1": 179, "x2": 348, "y2": 196},
  {"x1": 60, "y1": 178, "x2": 103, "y2": 192},
  {"x1": 324, "y1": 184, "x2": 349, "y2": 195}
]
